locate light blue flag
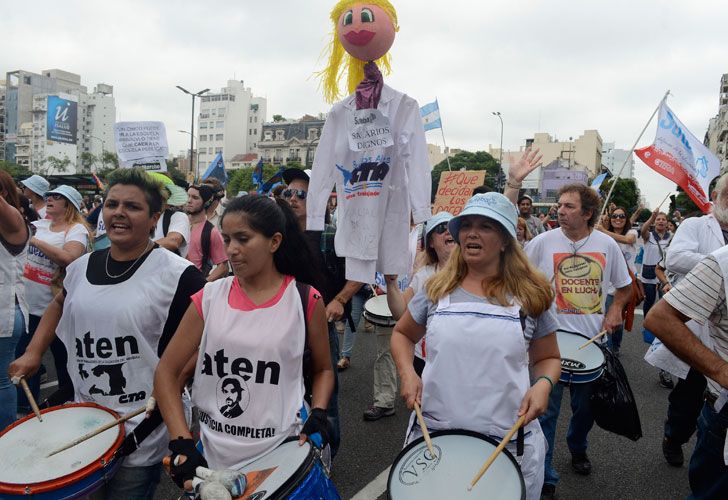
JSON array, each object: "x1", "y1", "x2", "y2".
[
  {"x1": 420, "y1": 100, "x2": 442, "y2": 131},
  {"x1": 201, "y1": 152, "x2": 228, "y2": 186},
  {"x1": 590, "y1": 172, "x2": 608, "y2": 190}
]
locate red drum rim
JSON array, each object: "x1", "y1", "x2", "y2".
[{"x1": 0, "y1": 402, "x2": 124, "y2": 495}]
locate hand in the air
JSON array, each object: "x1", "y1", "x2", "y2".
[{"x1": 508, "y1": 147, "x2": 543, "y2": 183}]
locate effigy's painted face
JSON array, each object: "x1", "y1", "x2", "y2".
[{"x1": 337, "y1": 4, "x2": 395, "y2": 61}]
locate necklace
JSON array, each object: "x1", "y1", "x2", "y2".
[{"x1": 105, "y1": 240, "x2": 152, "y2": 279}]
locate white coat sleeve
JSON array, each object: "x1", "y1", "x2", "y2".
[
  {"x1": 665, "y1": 218, "x2": 703, "y2": 276},
  {"x1": 400, "y1": 98, "x2": 432, "y2": 224},
  {"x1": 306, "y1": 108, "x2": 339, "y2": 231}
]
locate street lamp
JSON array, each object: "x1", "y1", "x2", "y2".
[
  {"x1": 176, "y1": 85, "x2": 210, "y2": 182},
  {"x1": 492, "y1": 111, "x2": 504, "y2": 191},
  {"x1": 178, "y1": 130, "x2": 200, "y2": 177}
]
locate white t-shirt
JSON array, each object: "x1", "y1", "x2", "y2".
[
  {"x1": 641, "y1": 230, "x2": 671, "y2": 284},
  {"x1": 38, "y1": 205, "x2": 47, "y2": 219},
  {"x1": 23, "y1": 220, "x2": 89, "y2": 316},
  {"x1": 407, "y1": 264, "x2": 437, "y2": 359},
  {"x1": 526, "y1": 228, "x2": 632, "y2": 338},
  {"x1": 607, "y1": 228, "x2": 639, "y2": 294},
  {"x1": 154, "y1": 210, "x2": 190, "y2": 258}
]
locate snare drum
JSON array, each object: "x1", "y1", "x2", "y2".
[
  {"x1": 0, "y1": 402, "x2": 124, "y2": 499},
  {"x1": 556, "y1": 330, "x2": 606, "y2": 384},
  {"x1": 387, "y1": 430, "x2": 525, "y2": 499},
  {"x1": 363, "y1": 295, "x2": 396, "y2": 328},
  {"x1": 235, "y1": 439, "x2": 339, "y2": 499}
]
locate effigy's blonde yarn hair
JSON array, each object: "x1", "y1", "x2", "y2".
[{"x1": 317, "y1": 0, "x2": 399, "y2": 103}]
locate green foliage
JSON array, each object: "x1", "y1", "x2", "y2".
[
  {"x1": 0, "y1": 160, "x2": 31, "y2": 178},
  {"x1": 636, "y1": 208, "x2": 653, "y2": 223},
  {"x1": 41, "y1": 156, "x2": 72, "y2": 175},
  {"x1": 79, "y1": 152, "x2": 97, "y2": 173},
  {"x1": 603, "y1": 178, "x2": 640, "y2": 214},
  {"x1": 227, "y1": 163, "x2": 294, "y2": 196},
  {"x1": 431, "y1": 151, "x2": 499, "y2": 199},
  {"x1": 272, "y1": 114, "x2": 286, "y2": 122},
  {"x1": 166, "y1": 163, "x2": 188, "y2": 186}
]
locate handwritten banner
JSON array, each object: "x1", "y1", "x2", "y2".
[{"x1": 433, "y1": 171, "x2": 486, "y2": 215}]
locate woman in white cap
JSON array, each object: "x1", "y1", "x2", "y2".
[
  {"x1": 385, "y1": 211, "x2": 455, "y2": 376},
  {"x1": 391, "y1": 193, "x2": 561, "y2": 500},
  {"x1": 17, "y1": 184, "x2": 90, "y2": 410},
  {"x1": 20, "y1": 174, "x2": 50, "y2": 219}
]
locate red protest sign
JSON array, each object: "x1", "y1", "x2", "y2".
[{"x1": 433, "y1": 171, "x2": 486, "y2": 215}]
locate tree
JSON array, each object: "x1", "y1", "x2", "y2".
[
  {"x1": 79, "y1": 152, "x2": 97, "y2": 173},
  {"x1": 602, "y1": 178, "x2": 640, "y2": 214},
  {"x1": 272, "y1": 114, "x2": 286, "y2": 122},
  {"x1": 430, "y1": 151, "x2": 499, "y2": 199},
  {"x1": 0, "y1": 160, "x2": 31, "y2": 178},
  {"x1": 39, "y1": 155, "x2": 72, "y2": 176},
  {"x1": 227, "y1": 163, "x2": 282, "y2": 196},
  {"x1": 101, "y1": 151, "x2": 119, "y2": 170}
]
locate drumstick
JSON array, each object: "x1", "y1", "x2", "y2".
[
  {"x1": 467, "y1": 415, "x2": 526, "y2": 491},
  {"x1": 370, "y1": 284, "x2": 378, "y2": 296},
  {"x1": 578, "y1": 330, "x2": 608, "y2": 350},
  {"x1": 17, "y1": 377, "x2": 42, "y2": 422},
  {"x1": 414, "y1": 402, "x2": 436, "y2": 458},
  {"x1": 46, "y1": 405, "x2": 146, "y2": 457},
  {"x1": 656, "y1": 192, "x2": 672, "y2": 212}
]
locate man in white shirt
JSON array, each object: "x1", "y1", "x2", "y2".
[
  {"x1": 526, "y1": 184, "x2": 632, "y2": 499},
  {"x1": 657, "y1": 173, "x2": 728, "y2": 467},
  {"x1": 154, "y1": 185, "x2": 190, "y2": 258},
  {"x1": 518, "y1": 194, "x2": 546, "y2": 236},
  {"x1": 645, "y1": 247, "x2": 728, "y2": 499}
]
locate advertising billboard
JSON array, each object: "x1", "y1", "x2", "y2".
[{"x1": 46, "y1": 96, "x2": 78, "y2": 145}]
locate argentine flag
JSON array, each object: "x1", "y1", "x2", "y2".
[{"x1": 420, "y1": 100, "x2": 442, "y2": 131}]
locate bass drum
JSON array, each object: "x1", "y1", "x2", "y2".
[{"x1": 387, "y1": 430, "x2": 525, "y2": 500}]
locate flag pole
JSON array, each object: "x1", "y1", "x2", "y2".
[
  {"x1": 600, "y1": 90, "x2": 670, "y2": 216},
  {"x1": 435, "y1": 98, "x2": 452, "y2": 171}
]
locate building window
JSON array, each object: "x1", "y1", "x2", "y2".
[
  {"x1": 275, "y1": 130, "x2": 285, "y2": 141},
  {"x1": 200, "y1": 113, "x2": 209, "y2": 119},
  {"x1": 200, "y1": 135, "x2": 207, "y2": 141},
  {"x1": 215, "y1": 134, "x2": 223, "y2": 141},
  {"x1": 308, "y1": 128, "x2": 318, "y2": 140},
  {"x1": 215, "y1": 147, "x2": 222, "y2": 154},
  {"x1": 254, "y1": 128, "x2": 257, "y2": 135},
  {"x1": 255, "y1": 116, "x2": 258, "y2": 123},
  {"x1": 208, "y1": 147, "x2": 213, "y2": 154},
  {"x1": 216, "y1": 121, "x2": 224, "y2": 128},
  {"x1": 199, "y1": 122, "x2": 207, "y2": 129},
  {"x1": 264, "y1": 131, "x2": 273, "y2": 141}
]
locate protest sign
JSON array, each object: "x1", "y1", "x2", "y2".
[
  {"x1": 433, "y1": 171, "x2": 486, "y2": 215},
  {"x1": 115, "y1": 121, "x2": 169, "y2": 171}
]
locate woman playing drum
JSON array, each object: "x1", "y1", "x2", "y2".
[
  {"x1": 390, "y1": 193, "x2": 561, "y2": 500},
  {"x1": 154, "y1": 195, "x2": 334, "y2": 491},
  {"x1": 10, "y1": 169, "x2": 207, "y2": 498}
]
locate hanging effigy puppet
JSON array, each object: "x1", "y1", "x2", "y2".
[{"x1": 306, "y1": 0, "x2": 432, "y2": 283}]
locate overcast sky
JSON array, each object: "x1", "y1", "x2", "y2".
[{"x1": 3, "y1": 0, "x2": 726, "y2": 207}]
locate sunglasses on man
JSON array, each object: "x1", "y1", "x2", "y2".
[{"x1": 282, "y1": 189, "x2": 307, "y2": 200}]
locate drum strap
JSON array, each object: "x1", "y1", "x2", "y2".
[
  {"x1": 516, "y1": 426, "x2": 524, "y2": 457},
  {"x1": 115, "y1": 408, "x2": 164, "y2": 458}
]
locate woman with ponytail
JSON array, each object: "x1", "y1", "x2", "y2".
[
  {"x1": 391, "y1": 193, "x2": 561, "y2": 500},
  {"x1": 154, "y1": 195, "x2": 334, "y2": 491}
]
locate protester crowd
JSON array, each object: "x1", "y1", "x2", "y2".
[{"x1": 1, "y1": 161, "x2": 727, "y2": 500}]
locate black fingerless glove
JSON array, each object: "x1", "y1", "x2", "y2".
[
  {"x1": 301, "y1": 408, "x2": 330, "y2": 446},
  {"x1": 168, "y1": 437, "x2": 207, "y2": 489}
]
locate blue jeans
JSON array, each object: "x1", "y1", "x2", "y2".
[
  {"x1": 15, "y1": 313, "x2": 73, "y2": 412},
  {"x1": 540, "y1": 381, "x2": 596, "y2": 486},
  {"x1": 604, "y1": 294, "x2": 624, "y2": 352},
  {"x1": 642, "y1": 283, "x2": 661, "y2": 343},
  {"x1": 340, "y1": 290, "x2": 366, "y2": 359},
  {"x1": 327, "y1": 322, "x2": 341, "y2": 458},
  {"x1": 89, "y1": 464, "x2": 161, "y2": 500},
  {"x1": 1, "y1": 304, "x2": 25, "y2": 430},
  {"x1": 687, "y1": 401, "x2": 728, "y2": 499}
]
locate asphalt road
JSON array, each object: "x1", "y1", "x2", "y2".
[{"x1": 36, "y1": 312, "x2": 695, "y2": 499}]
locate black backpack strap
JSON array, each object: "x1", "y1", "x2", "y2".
[
  {"x1": 162, "y1": 209, "x2": 172, "y2": 236},
  {"x1": 296, "y1": 281, "x2": 311, "y2": 343},
  {"x1": 200, "y1": 220, "x2": 215, "y2": 266}
]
